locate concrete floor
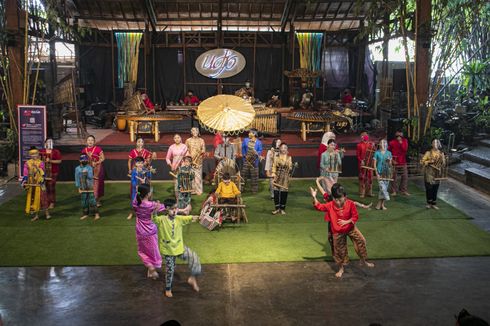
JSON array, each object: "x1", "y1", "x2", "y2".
[
  {"x1": 1, "y1": 177, "x2": 489, "y2": 326},
  {"x1": 0, "y1": 258, "x2": 489, "y2": 326}
]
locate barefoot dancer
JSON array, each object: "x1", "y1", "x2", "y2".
[
  {"x1": 152, "y1": 198, "x2": 202, "y2": 298},
  {"x1": 22, "y1": 147, "x2": 50, "y2": 221},
  {"x1": 311, "y1": 183, "x2": 374, "y2": 278},
  {"x1": 133, "y1": 184, "x2": 164, "y2": 280},
  {"x1": 373, "y1": 139, "x2": 393, "y2": 210}
]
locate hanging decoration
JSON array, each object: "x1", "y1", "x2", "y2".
[
  {"x1": 115, "y1": 32, "x2": 143, "y2": 88},
  {"x1": 296, "y1": 33, "x2": 323, "y2": 86}
]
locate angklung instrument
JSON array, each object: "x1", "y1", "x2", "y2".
[
  {"x1": 430, "y1": 152, "x2": 448, "y2": 181},
  {"x1": 214, "y1": 157, "x2": 242, "y2": 190},
  {"x1": 325, "y1": 150, "x2": 342, "y2": 174},
  {"x1": 177, "y1": 166, "x2": 194, "y2": 193},
  {"x1": 79, "y1": 169, "x2": 94, "y2": 193},
  {"x1": 378, "y1": 157, "x2": 394, "y2": 181},
  {"x1": 273, "y1": 160, "x2": 299, "y2": 191},
  {"x1": 249, "y1": 106, "x2": 278, "y2": 135},
  {"x1": 360, "y1": 143, "x2": 377, "y2": 171}
]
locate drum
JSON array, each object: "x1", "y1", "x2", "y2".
[{"x1": 116, "y1": 115, "x2": 127, "y2": 131}]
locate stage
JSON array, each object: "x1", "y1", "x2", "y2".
[{"x1": 55, "y1": 127, "x2": 385, "y2": 181}]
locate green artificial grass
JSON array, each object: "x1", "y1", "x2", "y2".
[{"x1": 0, "y1": 179, "x2": 489, "y2": 266}]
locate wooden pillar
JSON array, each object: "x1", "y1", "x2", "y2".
[
  {"x1": 415, "y1": 0, "x2": 431, "y2": 106},
  {"x1": 6, "y1": 0, "x2": 24, "y2": 108}
]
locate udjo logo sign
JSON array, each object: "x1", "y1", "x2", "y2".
[{"x1": 195, "y1": 48, "x2": 246, "y2": 79}]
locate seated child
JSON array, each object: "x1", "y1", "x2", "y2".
[
  {"x1": 215, "y1": 172, "x2": 241, "y2": 204},
  {"x1": 152, "y1": 198, "x2": 201, "y2": 298}
]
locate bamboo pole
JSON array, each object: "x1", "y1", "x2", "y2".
[{"x1": 31, "y1": 33, "x2": 45, "y2": 105}]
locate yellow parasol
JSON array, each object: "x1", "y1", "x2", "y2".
[{"x1": 197, "y1": 95, "x2": 256, "y2": 134}]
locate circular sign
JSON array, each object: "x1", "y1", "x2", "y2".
[{"x1": 195, "y1": 48, "x2": 246, "y2": 79}]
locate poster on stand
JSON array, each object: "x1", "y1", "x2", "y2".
[{"x1": 17, "y1": 105, "x2": 47, "y2": 179}]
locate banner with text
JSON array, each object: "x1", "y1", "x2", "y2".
[{"x1": 17, "y1": 105, "x2": 47, "y2": 178}]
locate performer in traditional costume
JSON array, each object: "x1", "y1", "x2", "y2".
[
  {"x1": 266, "y1": 91, "x2": 282, "y2": 108},
  {"x1": 39, "y1": 138, "x2": 62, "y2": 209},
  {"x1": 166, "y1": 134, "x2": 189, "y2": 197},
  {"x1": 81, "y1": 135, "x2": 105, "y2": 207},
  {"x1": 152, "y1": 198, "x2": 201, "y2": 298},
  {"x1": 128, "y1": 137, "x2": 156, "y2": 174},
  {"x1": 185, "y1": 127, "x2": 205, "y2": 196},
  {"x1": 317, "y1": 131, "x2": 336, "y2": 168},
  {"x1": 234, "y1": 81, "x2": 255, "y2": 103},
  {"x1": 141, "y1": 92, "x2": 156, "y2": 114},
  {"x1": 341, "y1": 88, "x2": 353, "y2": 105},
  {"x1": 241, "y1": 129, "x2": 263, "y2": 194},
  {"x1": 75, "y1": 154, "x2": 100, "y2": 220},
  {"x1": 271, "y1": 143, "x2": 293, "y2": 215},
  {"x1": 373, "y1": 139, "x2": 393, "y2": 210},
  {"x1": 311, "y1": 183, "x2": 374, "y2": 278},
  {"x1": 127, "y1": 156, "x2": 152, "y2": 220},
  {"x1": 133, "y1": 183, "x2": 164, "y2": 280},
  {"x1": 214, "y1": 135, "x2": 236, "y2": 161},
  {"x1": 265, "y1": 139, "x2": 281, "y2": 199},
  {"x1": 356, "y1": 131, "x2": 374, "y2": 198},
  {"x1": 320, "y1": 139, "x2": 343, "y2": 195},
  {"x1": 183, "y1": 90, "x2": 200, "y2": 106},
  {"x1": 421, "y1": 139, "x2": 446, "y2": 210},
  {"x1": 389, "y1": 130, "x2": 410, "y2": 196},
  {"x1": 176, "y1": 156, "x2": 195, "y2": 213},
  {"x1": 22, "y1": 147, "x2": 50, "y2": 221},
  {"x1": 300, "y1": 89, "x2": 314, "y2": 109}
]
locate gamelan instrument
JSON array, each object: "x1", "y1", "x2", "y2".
[
  {"x1": 272, "y1": 160, "x2": 299, "y2": 191},
  {"x1": 249, "y1": 106, "x2": 278, "y2": 135}
]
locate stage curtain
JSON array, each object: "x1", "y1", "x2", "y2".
[
  {"x1": 322, "y1": 47, "x2": 350, "y2": 90},
  {"x1": 79, "y1": 46, "x2": 114, "y2": 103}
]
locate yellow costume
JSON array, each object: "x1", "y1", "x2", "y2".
[{"x1": 23, "y1": 151, "x2": 47, "y2": 215}]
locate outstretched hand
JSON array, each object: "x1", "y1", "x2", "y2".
[{"x1": 309, "y1": 187, "x2": 318, "y2": 198}]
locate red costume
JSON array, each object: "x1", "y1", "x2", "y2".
[
  {"x1": 388, "y1": 138, "x2": 408, "y2": 165},
  {"x1": 81, "y1": 146, "x2": 104, "y2": 199},
  {"x1": 142, "y1": 96, "x2": 155, "y2": 111},
  {"x1": 184, "y1": 95, "x2": 200, "y2": 106},
  {"x1": 342, "y1": 94, "x2": 353, "y2": 104},
  {"x1": 356, "y1": 141, "x2": 374, "y2": 196},
  {"x1": 39, "y1": 149, "x2": 62, "y2": 206},
  {"x1": 129, "y1": 148, "x2": 153, "y2": 169},
  {"x1": 389, "y1": 137, "x2": 409, "y2": 193},
  {"x1": 314, "y1": 199, "x2": 359, "y2": 234}
]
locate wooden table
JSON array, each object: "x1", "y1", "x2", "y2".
[{"x1": 120, "y1": 114, "x2": 185, "y2": 142}]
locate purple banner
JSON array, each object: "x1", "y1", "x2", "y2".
[{"x1": 17, "y1": 105, "x2": 47, "y2": 179}]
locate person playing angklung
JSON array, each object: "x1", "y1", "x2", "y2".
[{"x1": 22, "y1": 147, "x2": 50, "y2": 221}]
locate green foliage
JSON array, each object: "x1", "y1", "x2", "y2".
[{"x1": 0, "y1": 128, "x2": 18, "y2": 161}]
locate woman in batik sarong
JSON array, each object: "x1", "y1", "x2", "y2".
[{"x1": 185, "y1": 127, "x2": 205, "y2": 196}]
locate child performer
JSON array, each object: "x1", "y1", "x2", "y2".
[
  {"x1": 133, "y1": 184, "x2": 164, "y2": 280},
  {"x1": 373, "y1": 139, "x2": 393, "y2": 210},
  {"x1": 311, "y1": 183, "x2": 374, "y2": 278},
  {"x1": 356, "y1": 131, "x2": 374, "y2": 198},
  {"x1": 152, "y1": 198, "x2": 202, "y2": 298},
  {"x1": 215, "y1": 172, "x2": 241, "y2": 219},
  {"x1": 176, "y1": 156, "x2": 194, "y2": 214},
  {"x1": 22, "y1": 147, "x2": 50, "y2": 221},
  {"x1": 40, "y1": 138, "x2": 62, "y2": 209},
  {"x1": 75, "y1": 154, "x2": 100, "y2": 220},
  {"x1": 265, "y1": 139, "x2": 281, "y2": 199},
  {"x1": 271, "y1": 143, "x2": 293, "y2": 215},
  {"x1": 82, "y1": 135, "x2": 105, "y2": 207},
  {"x1": 128, "y1": 156, "x2": 152, "y2": 220},
  {"x1": 320, "y1": 139, "x2": 342, "y2": 195},
  {"x1": 128, "y1": 137, "x2": 156, "y2": 175},
  {"x1": 241, "y1": 129, "x2": 263, "y2": 194},
  {"x1": 421, "y1": 139, "x2": 446, "y2": 210}
]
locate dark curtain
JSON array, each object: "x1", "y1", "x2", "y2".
[
  {"x1": 79, "y1": 46, "x2": 114, "y2": 104},
  {"x1": 154, "y1": 48, "x2": 184, "y2": 105}
]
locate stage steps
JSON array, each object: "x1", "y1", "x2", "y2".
[{"x1": 448, "y1": 136, "x2": 490, "y2": 195}]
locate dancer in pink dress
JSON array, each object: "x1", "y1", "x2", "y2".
[{"x1": 133, "y1": 184, "x2": 164, "y2": 279}]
